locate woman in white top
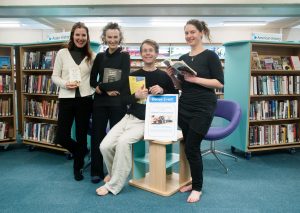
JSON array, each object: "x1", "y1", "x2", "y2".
[{"x1": 52, "y1": 22, "x2": 95, "y2": 181}]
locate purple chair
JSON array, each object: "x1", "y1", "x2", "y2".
[{"x1": 202, "y1": 99, "x2": 241, "y2": 173}]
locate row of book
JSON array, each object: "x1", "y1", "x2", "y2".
[
  {"x1": 249, "y1": 124, "x2": 299, "y2": 146},
  {"x1": 23, "y1": 75, "x2": 59, "y2": 95},
  {"x1": 0, "y1": 98, "x2": 12, "y2": 116},
  {"x1": 24, "y1": 98, "x2": 59, "y2": 119},
  {"x1": 251, "y1": 52, "x2": 300, "y2": 70},
  {"x1": 0, "y1": 122, "x2": 13, "y2": 139},
  {"x1": 249, "y1": 100, "x2": 298, "y2": 120},
  {"x1": 23, "y1": 122, "x2": 57, "y2": 144},
  {"x1": 250, "y1": 76, "x2": 300, "y2": 95},
  {"x1": 23, "y1": 51, "x2": 57, "y2": 70},
  {"x1": 0, "y1": 75, "x2": 13, "y2": 93}
]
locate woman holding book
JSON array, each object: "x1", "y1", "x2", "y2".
[
  {"x1": 52, "y1": 22, "x2": 95, "y2": 181},
  {"x1": 166, "y1": 19, "x2": 224, "y2": 203},
  {"x1": 89, "y1": 22, "x2": 130, "y2": 184}
]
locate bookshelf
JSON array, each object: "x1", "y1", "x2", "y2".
[
  {"x1": 223, "y1": 40, "x2": 300, "y2": 159},
  {"x1": 124, "y1": 43, "x2": 225, "y2": 98},
  {"x1": 0, "y1": 44, "x2": 16, "y2": 147},
  {"x1": 16, "y1": 41, "x2": 100, "y2": 152}
]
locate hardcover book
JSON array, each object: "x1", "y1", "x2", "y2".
[
  {"x1": 0, "y1": 56, "x2": 11, "y2": 69},
  {"x1": 102, "y1": 68, "x2": 122, "y2": 83}
]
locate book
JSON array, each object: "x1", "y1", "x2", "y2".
[
  {"x1": 0, "y1": 56, "x2": 11, "y2": 69},
  {"x1": 162, "y1": 59, "x2": 197, "y2": 76},
  {"x1": 251, "y1": 52, "x2": 261, "y2": 69},
  {"x1": 68, "y1": 67, "x2": 81, "y2": 85},
  {"x1": 281, "y1": 56, "x2": 293, "y2": 71},
  {"x1": 128, "y1": 76, "x2": 146, "y2": 104},
  {"x1": 102, "y1": 68, "x2": 122, "y2": 83},
  {"x1": 290, "y1": 56, "x2": 300, "y2": 70}
]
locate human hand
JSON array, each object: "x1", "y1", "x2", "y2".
[
  {"x1": 183, "y1": 72, "x2": 198, "y2": 83},
  {"x1": 149, "y1": 85, "x2": 163, "y2": 95},
  {"x1": 107, "y1": 90, "x2": 120, "y2": 96},
  {"x1": 95, "y1": 86, "x2": 102, "y2": 94},
  {"x1": 166, "y1": 67, "x2": 175, "y2": 77},
  {"x1": 66, "y1": 81, "x2": 78, "y2": 89},
  {"x1": 135, "y1": 85, "x2": 148, "y2": 99}
]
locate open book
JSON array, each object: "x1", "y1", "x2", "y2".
[
  {"x1": 128, "y1": 76, "x2": 146, "y2": 104},
  {"x1": 163, "y1": 59, "x2": 197, "y2": 76}
]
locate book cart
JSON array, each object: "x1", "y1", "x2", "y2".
[
  {"x1": 0, "y1": 44, "x2": 16, "y2": 149},
  {"x1": 223, "y1": 40, "x2": 300, "y2": 159}
]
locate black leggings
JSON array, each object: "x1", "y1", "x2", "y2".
[
  {"x1": 179, "y1": 116, "x2": 204, "y2": 192},
  {"x1": 90, "y1": 105, "x2": 127, "y2": 177},
  {"x1": 56, "y1": 97, "x2": 93, "y2": 169}
]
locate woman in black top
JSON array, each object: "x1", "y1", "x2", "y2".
[
  {"x1": 167, "y1": 19, "x2": 224, "y2": 203},
  {"x1": 90, "y1": 22, "x2": 130, "y2": 184}
]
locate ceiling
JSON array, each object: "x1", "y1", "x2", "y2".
[
  {"x1": 0, "y1": 16, "x2": 300, "y2": 30},
  {"x1": 0, "y1": 4, "x2": 299, "y2": 30}
]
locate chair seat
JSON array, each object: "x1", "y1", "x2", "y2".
[{"x1": 205, "y1": 127, "x2": 231, "y2": 140}]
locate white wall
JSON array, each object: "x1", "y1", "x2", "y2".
[{"x1": 0, "y1": 27, "x2": 297, "y2": 45}]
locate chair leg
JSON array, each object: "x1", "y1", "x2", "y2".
[
  {"x1": 215, "y1": 150, "x2": 238, "y2": 161},
  {"x1": 202, "y1": 140, "x2": 238, "y2": 173},
  {"x1": 212, "y1": 152, "x2": 228, "y2": 173}
]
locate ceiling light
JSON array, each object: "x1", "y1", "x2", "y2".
[
  {"x1": 0, "y1": 22, "x2": 21, "y2": 28},
  {"x1": 85, "y1": 22, "x2": 107, "y2": 27},
  {"x1": 222, "y1": 21, "x2": 266, "y2": 26}
]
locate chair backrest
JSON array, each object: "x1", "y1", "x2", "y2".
[{"x1": 214, "y1": 99, "x2": 241, "y2": 123}]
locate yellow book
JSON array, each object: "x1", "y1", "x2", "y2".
[{"x1": 128, "y1": 76, "x2": 146, "y2": 104}]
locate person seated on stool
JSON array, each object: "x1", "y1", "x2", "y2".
[{"x1": 96, "y1": 39, "x2": 177, "y2": 196}]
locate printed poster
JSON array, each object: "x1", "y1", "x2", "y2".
[{"x1": 144, "y1": 94, "x2": 178, "y2": 141}]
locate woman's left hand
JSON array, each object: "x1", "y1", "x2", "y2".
[
  {"x1": 107, "y1": 90, "x2": 120, "y2": 96},
  {"x1": 183, "y1": 72, "x2": 198, "y2": 83}
]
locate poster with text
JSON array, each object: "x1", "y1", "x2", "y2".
[{"x1": 144, "y1": 94, "x2": 178, "y2": 141}]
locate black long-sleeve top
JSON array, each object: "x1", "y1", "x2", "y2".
[
  {"x1": 126, "y1": 68, "x2": 178, "y2": 120},
  {"x1": 69, "y1": 46, "x2": 85, "y2": 98},
  {"x1": 90, "y1": 47, "x2": 130, "y2": 106}
]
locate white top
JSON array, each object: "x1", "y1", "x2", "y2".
[{"x1": 52, "y1": 48, "x2": 96, "y2": 98}]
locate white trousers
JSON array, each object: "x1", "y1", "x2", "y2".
[{"x1": 100, "y1": 114, "x2": 145, "y2": 195}]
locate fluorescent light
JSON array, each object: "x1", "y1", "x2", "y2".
[
  {"x1": 85, "y1": 22, "x2": 107, "y2": 27},
  {"x1": 150, "y1": 22, "x2": 186, "y2": 27},
  {"x1": 0, "y1": 22, "x2": 21, "y2": 28},
  {"x1": 223, "y1": 21, "x2": 266, "y2": 26}
]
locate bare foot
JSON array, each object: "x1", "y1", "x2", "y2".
[
  {"x1": 96, "y1": 186, "x2": 109, "y2": 196},
  {"x1": 180, "y1": 184, "x2": 192, "y2": 192},
  {"x1": 103, "y1": 175, "x2": 111, "y2": 183},
  {"x1": 187, "y1": 190, "x2": 202, "y2": 203}
]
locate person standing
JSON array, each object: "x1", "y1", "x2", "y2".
[
  {"x1": 96, "y1": 39, "x2": 177, "y2": 196},
  {"x1": 166, "y1": 19, "x2": 224, "y2": 203},
  {"x1": 90, "y1": 22, "x2": 130, "y2": 184},
  {"x1": 52, "y1": 22, "x2": 95, "y2": 181}
]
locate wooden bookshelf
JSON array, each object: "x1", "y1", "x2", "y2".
[
  {"x1": 224, "y1": 40, "x2": 300, "y2": 159},
  {"x1": 0, "y1": 44, "x2": 16, "y2": 146},
  {"x1": 16, "y1": 42, "x2": 65, "y2": 151}
]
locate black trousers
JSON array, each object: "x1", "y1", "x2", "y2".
[
  {"x1": 90, "y1": 105, "x2": 127, "y2": 177},
  {"x1": 56, "y1": 97, "x2": 93, "y2": 170},
  {"x1": 178, "y1": 116, "x2": 204, "y2": 192}
]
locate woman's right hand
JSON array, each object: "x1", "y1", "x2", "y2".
[{"x1": 166, "y1": 67, "x2": 175, "y2": 77}]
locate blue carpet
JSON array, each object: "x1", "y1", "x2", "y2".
[{"x1": 0, "y1": 143, "x2": 300, "y2": 213}]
